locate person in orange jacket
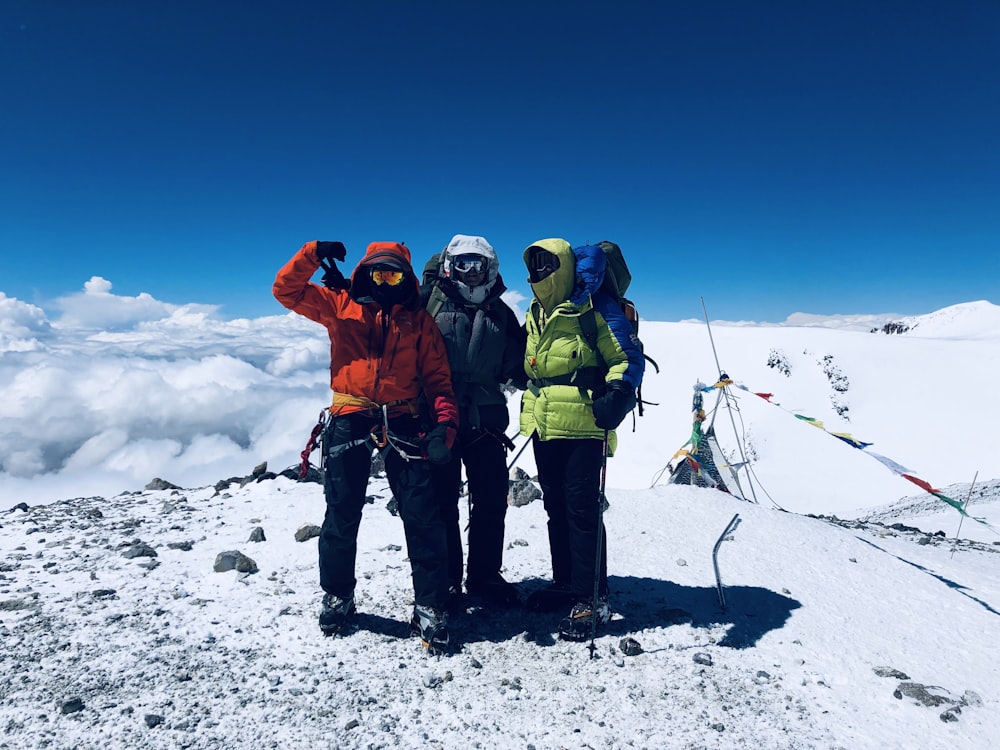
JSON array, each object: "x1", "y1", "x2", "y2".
[{"x1": 273, "y1": 240, "x2": 459, "y2": 652}]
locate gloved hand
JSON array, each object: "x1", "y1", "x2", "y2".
[
  {"x1": 315, "y1": 241, "x2": 350, "y2": 290},
  {"x1": 422, "y1": 422, "x2": 456, "y2": 465},
  {"x1": 591, "y1": 381, "x2": 637, "y2": 430},
  {"x1": 315, "y1": 241, "x2": 347, "y2": 263}
]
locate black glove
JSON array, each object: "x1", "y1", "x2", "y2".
[
  {"x1": 315, "y1": 241, "x2": 347, "y2": 263},
  {"x1": 592, "y1": 381, "x2": 636, "y2": 430},
  {"x1": 422, "y1": 423, "x2": 454, "y2": 465},
  {"x1": 315, "y1": 242, "x2": 350, "y2": 290},
  {"x1": 320, "y1": 264, "x2": 349, "y2": 291}
]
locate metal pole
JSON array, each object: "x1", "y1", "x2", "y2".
[
  {"x1": 588, "y1": 430, "x2": 611, "y2": 660},
  {"x1": 506, "y1": 435, "x2": 531, "y2": 472},
  {"x1": 950, "y1": 471, "x2": 978, "y2": 559},
  {"x1": 713, "y1": 513, "x2": 742, "y2": 610},
  {"x1": 700, "y1": 297, "x2": 760, "y2": 505}
]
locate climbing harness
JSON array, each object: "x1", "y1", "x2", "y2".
[{"x1": 299, "y1": 402, "x2": 429, "y2": 478}]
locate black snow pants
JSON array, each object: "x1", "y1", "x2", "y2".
[
  {"x1": 429, "y1": 426, "x2": 510, "y2": 589},
  {"x1": 532, "y1": 435, "x2": 608, "y2": 602},
  {"x1": 319, "y1": 412, "x2": 449, "y2": 611}
]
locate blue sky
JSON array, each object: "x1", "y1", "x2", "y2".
[{"x1": 2, "y1": 1, "x2": 998, "y2": 323}]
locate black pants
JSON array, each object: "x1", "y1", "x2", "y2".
[
  {"x1": 320, "y1": 413, "x2": 449, "y2": 610},
  {"x1": 430, "y1": 428, "x2": 510, "y2": 588},
  {"x1": 532, "y1": 435, "x2": 608, "y2": 602}
]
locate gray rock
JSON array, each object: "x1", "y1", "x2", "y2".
[
  {"x1": 962, "y1": 690, "x2": 983, "y2": 707},
  {"x1": 215, "y1": 478, "x2": 241, "y2": 492},
  {"x1": 278, "y1": 466, "x2": 323, "y2": 484},
  {"x1": 939, "y1": 707, "x2": 961, "y2": 723},
  {"x1": 213, "y1": 550, "x2": 258, "y2": 574},
  {"x1": 873, "y1": 666, "x2": 910, "y2": 680},
  {"x1": 619, "y1": 637, "x2": 643, "y2": 656},
  {"x1": 60, "y1": 697, "x2": 85, "y2": 714},
  {"x1": 693, "y1": 652, "x2": 713, "y2": 667},
  {"x1": 248, "y1": 527, "x2": 266, "y2": 543},
  {"x1": 145, "y1": 478, "x2": 182, "y2": 491},
  {"x1": 144, "y1": 713, "x2": 164, "y2": 728},
  {"x1": 295, "y1": 525, "x2": 321, "y2": 542},
  {"x1": 252, "y1": 462, "x2": 268, "y2": 478},
  {"x1": 893, "y1": 681, "x2": 955, "y2": 707},
  {"x1": 122, "y1": 542, "x2": 157, "y2": 559},
  {"x1": 508, "y1": 467, "x2": 541, "y2": 507}
]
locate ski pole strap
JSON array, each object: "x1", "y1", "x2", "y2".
[{"x1": 331, "y1": 391, "x2": 420, "y2": 417}]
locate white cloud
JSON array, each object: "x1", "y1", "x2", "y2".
[
  {"x1": 0, "y1": 282, "x2": 997, "y2": 545},
  {"x1": 52, "y1": 275, "x2": 218, "y2": 331},
  {"x1": 0, "y1": 292, "x2": 51, "y2": 352}
]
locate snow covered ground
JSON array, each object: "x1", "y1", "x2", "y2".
[
  {"x1": 2, "y1": 287, "x2": 999, "y2": 748},
  {"x1": 1, "y1": 471, "x2": 996, "y2": 749}
]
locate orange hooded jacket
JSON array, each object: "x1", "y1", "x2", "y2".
[{"x1": 273, "y1": 241, "x2": 459, "y2": 429}]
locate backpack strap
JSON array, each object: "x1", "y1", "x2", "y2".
[
  {"x1": 577, "y1": 307, "x2": 606, "y2": 374},
  {"x1": 580, "y1": 304, "x2": 654, "y2": 417},
  {"x1": 425, "y1": 282, "x2": 448, "y2": 318}
]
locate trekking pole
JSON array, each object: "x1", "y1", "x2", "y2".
[
  {"x1": 588, "y1": 430, "x2": 611, "y2": 659},
  {"x1": 713, "y1": 513, "x2": 741, "y2": 610},
  {"x1": 506, "y1": 435, "x2": 531, "y2": 473}
]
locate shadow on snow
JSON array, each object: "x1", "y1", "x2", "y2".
[{"x1": 440, "y1": 575, "x2": 801, "y2": 651}]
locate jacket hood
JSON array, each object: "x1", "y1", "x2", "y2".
[
  {"x1": 523, "y1": 238, "x2": 574, "y2": 312},
  {"x1": 440, "y1": 234, "x2": 500, "y2": 305},
  {"x1": 350, "y1": 242, "x2": 420, "y2": 309}
]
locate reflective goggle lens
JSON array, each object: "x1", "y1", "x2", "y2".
[
  {"x1": 453, "y1": 255, "x2": 485, "y2": 273},
  {"x1": 528, "y1": 250, "x2": 560, "y2": 282},
  {"x1": 371, "y1": 269, "x2": 404, "y2": 286}
]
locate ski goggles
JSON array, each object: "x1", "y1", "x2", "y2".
[
  {"x1": 452, "y1": 254, "x2": 486, "y2": 273},
  {"x1": 527, "y1": 249, "x2": 560, "y2": 282},
  {"x1": 370, "y1": 268, "x2": 405, "y2": 286}
]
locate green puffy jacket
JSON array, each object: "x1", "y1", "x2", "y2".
[{"x1": 519, "y1": 239, "x2": 631, "y2": 450}]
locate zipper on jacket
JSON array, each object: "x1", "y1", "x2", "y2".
[{"x1": 371, "y1": 309, "x2": 390, "y2": 395}]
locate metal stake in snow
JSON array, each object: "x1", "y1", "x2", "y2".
[
  {"x1": 713, "y1": 513, "x2": 742, "y2": 610},
  {"x1": 950, "y1": 471, "x2": 979, "y2": 559},
  {"x1": 700, "y1": 297, "x2": 760, "y2": 505}
]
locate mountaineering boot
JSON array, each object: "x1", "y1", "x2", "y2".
[
  {"x1": 525, "y1": 581, "x2": 576, "y2": 612},
  {"x1": 318, "y1": 592, "x2": 355, "y2": 636},
  {"x1": 410, "y1": 604, "x2": 450, "y2": 653},
  {"x1": 465, "y1": 574, "x2": 521, "y2": 607},
  {"x1": 446, "y1": 584, "x2": 465, "y2": 614},
  {"x1": 558, "y1": 596, "x2": 611, "y2": 641}
]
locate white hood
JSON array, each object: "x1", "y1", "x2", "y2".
[{"x1": 441, "y1": 234, "x2": 500, "y2": 304}]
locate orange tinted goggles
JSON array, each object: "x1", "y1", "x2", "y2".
[{"x1": 371, "y1": 268, "x2": 405, "y2": 286}]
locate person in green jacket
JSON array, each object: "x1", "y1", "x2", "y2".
[{"x1": 519, "y1": 238, "x2": 645, "y2": 640}]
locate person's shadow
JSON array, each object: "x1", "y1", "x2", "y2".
[
  {"x1": 602, "y1": 574, "x2": 801, "y2": 649},
  {"x1": 447, "y1": 575, "x2": 801, "y2": 651}
]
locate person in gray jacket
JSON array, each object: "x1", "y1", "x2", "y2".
[{"x1": 421, "y1": 234, "x2": 527, "y2": 606}]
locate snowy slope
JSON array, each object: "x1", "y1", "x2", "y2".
[
  {"x1": 2, "y1": 295, "x2": 999, "y2": 747},
  {"x1": 1, "y1": 474, "x2": 997, "y2": 749}
]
